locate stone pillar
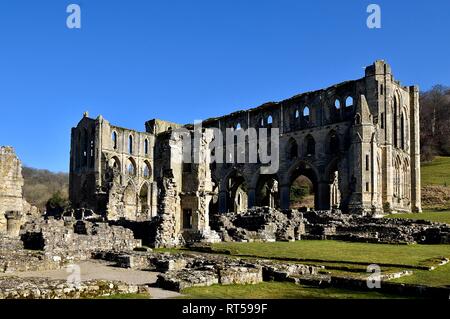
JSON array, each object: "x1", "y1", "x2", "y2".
[
  {"x1": 248, "y1": 188, "x2": 256, "y2": 208},
  {"x1": 5, "y1": 211, "x2": 22, "y2": 237},
  {"x1": 410, "y1": 86, "x2": 422, "y2": 212},
  {"x1": 218, "y1": 190, "x2": 227, "y2": 213},
  {"x1": 279, "y1": 184, "x2": 290, "y2": 210},
  {"x1": 151, "y1": 182, "x2": 158, "y2": 217}
]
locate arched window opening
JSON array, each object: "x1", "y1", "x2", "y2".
[
  {"x1": 127, "y1": 158, "x2": 136, "y2": 176},
  {"x1": 260, "y1": 117, "x2": 265, "y2": 127},
  {"x1": 144, "y1": 139, "x2": 149, "y2": 155},
  {"x1": 393, "y1": 97, "x2": 399, "y2": 148},
  {"x1": 287, "y1": 138, "x2": 298, "y2": 160},
  {"x1": 112, "y1": 131, "x2": 118, "y2": 150},
  {"x1": 236, "y1": 123, "x2": 242, "y2": 130},
  {"x1": 345, "y1": 96, "x2": 353, "y2": 107},
  {"x1": 295, "y1": 110, "x2": 299, "y2": 119},
  {"x1": 128, "y1": 135, "x2": 133, "y2": 154},
  {"x1": 305, "y1": 135, "x2": 315, "y2": 156},
  {"x1": 143, "y1": 161, "x2": 151, "y2": 178},
  {"x1": 401, "y1": 113, "x2": 406, "y2": 150},
  {"x1": 109, "y1": 157, "x2": 121, "y2": 171},
  {"x1": 267, "y1": 115, "x2": 273, "y2": 125},
  {"x1": 183, "y1": 209, "x2": 193, "y2": 229},
  {"x1": 329, "y1": 132, "x2": 340, "y2": 155},
  {"x1": 335, "y1": 99, "x2": 341, "y2": 110},
  {"x1": 303, "y1": 106, "x2": 310, "y2": 122},
  {"x1": 139, "y1": 184, "x2": 149, "y2": 215}
]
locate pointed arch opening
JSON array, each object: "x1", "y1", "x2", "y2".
[
  {"x1": 255, "y1": 174, "x2": 280, "y2": 209},
  {"x1": 287, "y1": 137, "x2": 299, "y2": 161},
  {"x1": 288, "y1": 161, "x2": 318, "y2": 210},
  {"x1": 127, "y1": 157, "x2": 136, "y2": 176},
  {"x1": 345, "y1": 96, "x2": 353, "y2": 107},
  {"x1": 128, "y1": 135, "x2": 134, "y2": 154},
  {"x1": 225, "y1": 171, "x2": 248, "y2": 213},
  {"x1": 112, "y1": 131, "x2": 118, "y2": 150},
  {"x1": 305, "y1": 134, "x2": 315, "y2": 156},
  {"x1": 143, "y1": 160, "x2": 152, "y2": 178},
  {"x1": 139, "y1": 183, "x2": 149, "y2": 216}
]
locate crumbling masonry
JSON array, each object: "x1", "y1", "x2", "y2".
[{"x1": 69, "y1": 61, "x2": 422, "y2": 246}]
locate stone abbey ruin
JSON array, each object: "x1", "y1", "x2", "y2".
[
  {"x1": 68, "y1": 60, "x2": 422, "y2": 247},
  {"x1": 5, "y1": 61, "x2": 450, "y2": 299}
]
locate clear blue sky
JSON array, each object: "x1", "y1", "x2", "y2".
[{"x1": 0, "y1": 0, "x2": 449, "y2": 172}]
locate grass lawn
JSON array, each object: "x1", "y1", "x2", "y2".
[
  {"x1": 385, "y1": 210, "x2": 450, "y2": 225},
  {"x1": 392, "y1": 262, "x2": 450, "y2": 287},
  {"x1": 421, "y1": 156, "x2": 450, "y2": 186},
  {"x1": 181, "y1": 282, "x2": 407, "y2": 299},
  {"x1": 209, "y1": 240, "x2": 450, "y2": 268}
]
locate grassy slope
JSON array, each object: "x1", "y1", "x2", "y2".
[
  {"x1": 392, "y1": 262, "x2": 450, "y2": 287},
  {"x1": 421, "y1": 156, "x2": 450, "y2": 186},
  {"x1": 181, "y1": 282, "x2": 406, "y2": 299}
]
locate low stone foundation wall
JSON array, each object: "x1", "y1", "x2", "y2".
[
  {"x1": 20, "y1": 219, "x2": 142, "y2": 262},
  {"x1": 0, "y1": 277, "x2": 145, "y2": 299},
  {"x1": 94, "y1": 250, "x2": 319, "y2": 292},
  {"x1": 0, "y1": 236, "x2": 60, "y2": 273}
]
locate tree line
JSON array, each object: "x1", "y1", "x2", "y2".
[{"x1": 420, "y1": 85, "x2": 450, "y2": 161}]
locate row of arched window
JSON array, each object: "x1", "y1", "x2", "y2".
[
  {"x1": 393, "y1": 156, "x2": 410, "y2": 200},
  {"x1": 111, "y1": 131, "x2": 150, "y2": 155},
  {"x1": 286, "y1": 131, "x2": 340, "y2": 160},
  {"x1": 227, "y1": 96, "x2": 355, "y2": 131},
  {"x1": 110, "y1": 156, "x2": 152, "y2": 179},
  {"x1": 392, "y1": 95, "x2": 408, "y2": 151}
]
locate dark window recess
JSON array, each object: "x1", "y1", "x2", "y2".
[{"x1": 183, "y1": 209, "x2": 192, "y2": 229}]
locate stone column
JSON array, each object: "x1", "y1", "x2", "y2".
[
  {"x1": 4, "y1": 211, "x2": 22, "y2": 237},
  {"x1": 410, "y1": 86, "x2": 422, "y2": 213}
]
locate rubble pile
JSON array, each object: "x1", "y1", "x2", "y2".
[
  {"x1": 211, "y1": 207, "x2": 305, "y2": 242},
  {"x1": 302, "y1": 210, "x2": 450, "y2": 244}
]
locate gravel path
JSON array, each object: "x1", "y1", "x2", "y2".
[{"x1": 0, "y1": 260, "x2": 181, "y2": 299}]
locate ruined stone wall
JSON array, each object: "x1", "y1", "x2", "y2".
[
  {"x1": 21, "y1": 219, "x2": 141, "y2": 261},
  {"x1": 0, "y1": 147, "x2": 24, "y2": 233},
  {"x1": 69, "y1": 60, "x2": 422, "y2": 245}
]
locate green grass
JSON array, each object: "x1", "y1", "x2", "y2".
[
  {"x1": 209, "y1": 241, "x2": 450, "y2": 268},
  {"x1": 392, "y1": 262, "x2": 450, "y2": 287},
  {"x1": 180, "y1": 282, "x2": 407, "y2": 299},
  {"x1": 421, "y1": 156, "x2": 450, "y2": 186},
  {"x1": 385, "y1": 210, "x2": 450, "y2": 225}
]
